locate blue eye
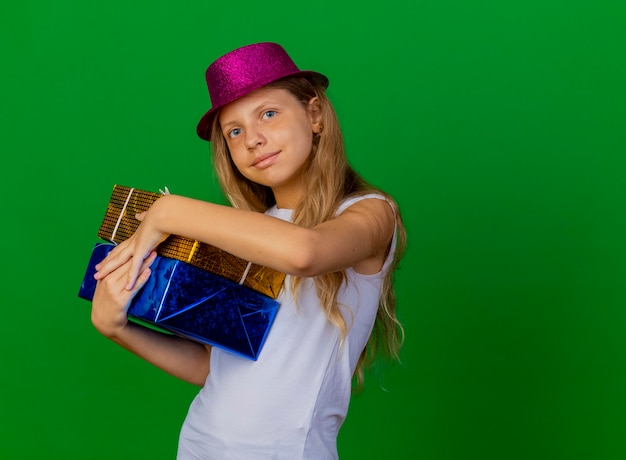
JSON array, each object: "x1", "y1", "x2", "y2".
[
  {"x1": 263, "y1": 110, "x2": 276, "y2": 119},
  {"x1": 229, "y1": 128, "x2": 242, "y2": 138}
]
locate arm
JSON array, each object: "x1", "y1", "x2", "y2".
[
  {"x1": 92, "y1": 251, "x2": 211, "y2": 386},
  {"x1": 95, "y1": 194, "x2": 395, "y2": 289}
]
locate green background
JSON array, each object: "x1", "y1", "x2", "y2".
[{"x1": 2, "y1": 1, "x2": 625, "y2": 459}]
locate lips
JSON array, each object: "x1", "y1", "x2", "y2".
[{"x1": 252, "y1": 151, "x2": 280, "y2": 169}]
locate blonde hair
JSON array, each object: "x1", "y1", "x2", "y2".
[{"x1": 210, "y1": 77, "x2": 406, "y2": 388}]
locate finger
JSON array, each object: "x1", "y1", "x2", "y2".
[
  {"x1": 94, "y1": 242, "x2": 130, "y2": 278},
  {"x1": 97, "y1": 257, "x2": 133, "y2": 291},
  {"x1": 94, "y1": 253, "x2": 128, "y2": 280},
  {"x1": 139, "y1": 250, "x2": 158, "y2": 273},
  {"x1": 124, "y1": 250, "x2": 157, "y2": 291},
  {"x1": 124, "y1": 257, "x2": 142, "y2": 291},
  {"x1": 133, "y1": 266, "x2": 153, "y2": 293},
  {"x1": 125, "y1": 252, "x2": 156, "y2": 294},
  {"x1": 135, "y1": 211, "x2": 146, "y2": 221},
  {"x1": 95, "y1": 252, "x2": 153, "y2": 306}
]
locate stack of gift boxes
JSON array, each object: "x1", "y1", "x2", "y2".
[{"x1": 78, "y1": 185, "x2": 284, "y2": 360}]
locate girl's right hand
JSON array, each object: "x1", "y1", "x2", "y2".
[
  {"x1": 91, "y1": 250, "x2": 157, "y2": 338},
  {"x1": 94, "y1": 206, "x2": 170, "y2": 291}
]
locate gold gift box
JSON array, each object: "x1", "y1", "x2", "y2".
[{"x1": 97, "y1": 185, "x2": 285, "y2": 299}]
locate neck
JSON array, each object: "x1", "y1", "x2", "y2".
[{"x1": 273, "y1": 186, "x2": 303, "y2": 210}]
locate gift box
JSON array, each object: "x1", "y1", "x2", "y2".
[
  {"x1": 79, "y1": 243, "x2": 279, "y2": 360},
  {"x1": 98, "y1": 184, "x2": 285, "y2": 298}
]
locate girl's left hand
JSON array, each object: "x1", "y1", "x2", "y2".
[
  {"x1": 94, "y1": 210, "x2": 170, "y2": 290},
  {"x1": 92, "y1": 250, "x2": 157, "y2": 337}
]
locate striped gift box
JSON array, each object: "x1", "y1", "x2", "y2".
[{"x1": 97, "y1": 184, "x2": 285, "y2": 299}]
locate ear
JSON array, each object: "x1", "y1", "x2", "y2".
[{"x1": 307, "y1": 97, "x2": 323, "y2": 134}]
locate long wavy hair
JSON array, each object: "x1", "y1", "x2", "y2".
[{"x1": 209, "y1": 76, "x2": 406, "y2": 388}]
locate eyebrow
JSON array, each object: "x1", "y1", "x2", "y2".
[
  {"x1": 220, "y1": 100, "x2": 283, "y2": 132},
  {"x1": 220, "y1": 119, "x2": 237, "y2": 132}
]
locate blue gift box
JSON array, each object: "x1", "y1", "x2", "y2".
[{"x1": 78, "y1": 243, "x2": 280, "y2": 360}]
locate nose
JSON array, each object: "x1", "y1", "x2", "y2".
[{"x1": 245, "y1": 127, "x2": 266, "y2": 150}]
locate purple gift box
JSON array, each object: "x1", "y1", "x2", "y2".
[{"x1": 79, "y1": 243, "x2": 280, "y2": 360}]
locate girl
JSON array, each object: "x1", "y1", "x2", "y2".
[{"x1": 92, "y1": 42, "x2": 406, "y2": 459}]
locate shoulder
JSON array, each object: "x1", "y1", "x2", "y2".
[
  {"x1": 335, "y1": 194, "x2": 396, "y2": 274},
  {"x1": 335, "y1": 193, "x2": 395, "y2": 216},
  {"x1": 336, "y1": 193, "x2": 396, "y2": 234}
]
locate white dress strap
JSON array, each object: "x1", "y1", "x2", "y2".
[
  {"x1": 335, "y1": 194, "x2": 398, "y2": 274},
  {"x1": 334, "y1": 193, "x2": 388, "y2": 216}
]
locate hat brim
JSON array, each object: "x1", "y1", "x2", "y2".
[{"x1": 196, "y1": 70, "x2": 329, "y2": 141}]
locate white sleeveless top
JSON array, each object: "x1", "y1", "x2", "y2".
[{"x1": 177, "y1": 194, "x2": 397, "y2": 459}]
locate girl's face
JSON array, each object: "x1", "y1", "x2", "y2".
[{"x1": 218, "y1": 87, "x2": 321, "y2": 208}]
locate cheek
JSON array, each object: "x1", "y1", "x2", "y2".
[
  {"x1": 228, "y1": 154, "x2": 260, "y2": 185},
  {"x1": 225, "y1": 142, "x2": 245, "y2": 167},
  {"x1": 295, "y1": 126, "x2": 314, "y2": 153},
  {"x1": 229, "y1": 153, "x2": 246, "y2": 174}
]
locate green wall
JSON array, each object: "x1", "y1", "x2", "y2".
[{"x1": 2, "y1": 1, "x2": 625, "y2": 459}]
